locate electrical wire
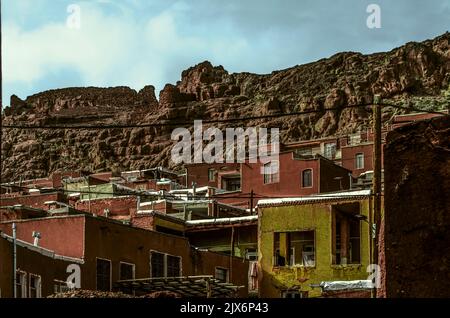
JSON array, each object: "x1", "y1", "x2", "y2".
[
  {"x1": 0, "y1": 184, "x2": 379, "y2": 201},
  {"x1": 2, "y1": 102, "x2": 447, "y2": 130}
]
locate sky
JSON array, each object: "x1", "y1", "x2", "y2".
[{"x1": 2, "y1": 0, "x2": 450, "y2": 104}]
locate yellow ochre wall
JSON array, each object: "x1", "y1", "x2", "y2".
[{"x1": 258, "y1": 199, "x2": 371, "y2": 298}]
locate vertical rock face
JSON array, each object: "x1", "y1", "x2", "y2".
[
  {"x1": 384, "y1": 115, "x2": 450, "y2": 297},
  {"x1": 1, "y1": 33, "x2": 450, "y2": 182}
]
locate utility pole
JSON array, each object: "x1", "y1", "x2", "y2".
[
  {"x1": 87, "y1": 176, "x2": 91, "y2": 213},
  {"x1": 372, "y1": 94, "x2": 382, "y2": 296},
  {"x1": 250, "y1": 190, "x2": 254, "y2": 214},
  {"x1": 0, "y1": 0, "x2": 3, "y2": 202},
  {"x1": 13, "y1": 223, "x2": 17, "y2": 298}
]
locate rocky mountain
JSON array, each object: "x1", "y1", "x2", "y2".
[{"x1": 1, "y1": 32, "x2": 450, "y2": 182}]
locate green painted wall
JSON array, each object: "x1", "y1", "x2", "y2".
[
  {"x1": 258, "y1": 199, "x2": 371, "y2": 298},
  {"x1": 80, "y1": 183, "x2": 115, "y2": 200},
  {"x1": 64, "y1": 179, "x2": 88, "y2": 193}
]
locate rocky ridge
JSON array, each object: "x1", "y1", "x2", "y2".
[{"x1": 1, "y1": 32, "x2": 450, "y2": 181}]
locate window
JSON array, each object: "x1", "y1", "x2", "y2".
[
  {"x1": 324, "y1": 143, "x2": 336, "y2": 159},
  {"x1": 151, "y1": 251, "x2": 182, "y2": 278},
  {"x1": 222, "y1": 177, "x2": 241, "y2": 191},
  {"x1": 333, "y1": 203, "x2": 362, "y2": 265},
  {"x1": 96, "y1": 258, "x2": 111, "y2": 291},
  {"x1": 15, "y1": 271, "x2": 27, "y2": 298},
  {"x1": 263, "y1": 161, "x2": 279, "y2": 184},
  {"x1": 282, "y1": 290, "x2": 308, "y2": 298},
  {"x1": 208, "y1": 168, "x2": 215, "y2": 182},
  {"x1": 150, "y1": 251, "x2": 165, "y2": 278},
  {"x1": 29, "y1": 274, "x2": 41, "y2": 298},
  {"x1": 215, "y1": 267, "x2": 229, "y2": 282},
  {"x1": 274, "y1": 231, "x2": 315, "y2": 267},
  {"x1": 119, "y1": 262, "x2": 135, "y2": 281},
  {"x1": 54, "y1": 280, "x2": 71, "y2": 294},
  {"x1": 349, "y1": 220, "x2": 361, "y2": 264},
  {"x1": 302, "y1": 169, "x2": 313, "y2": 188},
  {"x1": 355, "y1": 153, "x2": 364, "y2": 169},
  {"x1": 245, "y1": 248, "x2": 258, "y2": 261},
  {"x1": 349, "y1": 133, "x2": 361, "y2": 145},
  {"x1": 167, "y1": 255, "x2": 181, "y2": 277},
  {"x1": 296, "y1": 147, "x2": 312, "y2": 157}
]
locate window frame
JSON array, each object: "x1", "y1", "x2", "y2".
[
  {"x1": 150, "y1": 250, "x2": 183, "y2": 278},
  {"x1": 15, "y1": 270, "x2": 27, "y2": 298},
  {"x1": 95, "y1": 257, "x2": 112, "y2": 291},
  {"x1": 301, "y1": 169, "x2": 313, "y2": 188},
  {"x1": 273, "y1": 230, "x2": 316, "y2": 268},
  {"x1": 28, "y1": 274, "x2": 42, "y2": 298},
  {"x1": 166, "y1": 254, "x2": 182, "y2": 278},
  {"x1": 150, "y1": 250, "x2": 166, "y2": 278},
  {"x1": 281, "y1": 290, "x2": 308, "y2": 298},
  {"x1": 263, "y1": 161, "x2": 280, "y2": 184},
  {"x1": 245, "y1": 248, "x2": 258, "y2": 261},
  {"x1": 355, "y1": 153, "x2": 364, "y2": 169},
  {"x1": 53, "y1": 279, "x2": 71, "y2": 294},
  {"x1": 214, "y1": 267, "x2": 229, "y2": 283},
  {"x1": 324, "y1": 142, "x2": 337, "y2": 159},
  {"x1": 208, "y1": 168, "x2": 216, "y2": 182},
  {"x1": 119, "y1": 261, "x2": 136, "y2": 281}
]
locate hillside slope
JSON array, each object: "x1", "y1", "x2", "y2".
[{"x1": 2, "y1": 32, "x2": 450, "y2": 182}]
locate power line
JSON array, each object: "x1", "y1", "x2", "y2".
[
  {"x1": 2, "y1": 102, "x2": 447, "y2": 130},
  {"x1": 0, "y1": 185, "x2": 378, "y2": 201}
]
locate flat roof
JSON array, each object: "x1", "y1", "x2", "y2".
[
  {"x1": 0, "y1": 232, "x2": 84, "y2": 264},
  {"x1": 257, "y1": 189, "x2": 371, "y2": 208},
  {"x1": 319, "y1": 280, "x2": 373, "y2": 291},
  {"x1": 115, "y1": 275, "x2": 243, "y2": 298},
  {"x1": 186, "y1": 215, "x2": 257, "y2": 226}
]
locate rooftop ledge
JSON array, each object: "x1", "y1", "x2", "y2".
[
  {"x1": 330, "y1": 264, "x2": 363, "y2": 270},
  {"x1": 272, "y1": 265, "x2": 316, "y2": 270}
]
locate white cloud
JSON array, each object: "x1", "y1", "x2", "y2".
[
  {"x1": 3, "y1": 1, "x2": 262, "y2": 100},
  {"x1": 4, "y1": 3, "x2": 133, "y2": 84},
  {"x1": 3, "y1": 0, "x2": 449, "y2": 103}
]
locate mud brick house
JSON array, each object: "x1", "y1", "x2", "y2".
[
  {"x1": 129, "y1": 211, "x2": 258, "y2": 259},
  {"x1": 0, "y1": 205, "x2": 48, "y2": 222},
  {"x1": 241, "y1": 152, "x2": 352, "y2": 197},
  {"x1": 0, "y1": 171, "x2": 81, "y2": 195},
  {"x1": 75, "y1": 196, "x2": 139, "y2": 221},
  {"x1": 0, "y1": 232, "x2": 84, "y2": 298},
  {"x1": 284, "y1": 131, "x2": 386, "y2": 178},
  {"x1": 63, "y1": 175, "x2": 110, "y2": 195},
  {"x1": 116, "y1": 168, "x2": 185, "y2": 192},
  {"x1": 185, "y1": 151, "x2": 353, "y2": 210},
  {"x1": 78, "y1": 183, "x2": 143, "y2": 201},
  {"x1": 129, "y1": 212, "x2": 259, "y2": 295},
  {"x1": 256, "y1": 190, "x2": 373, "y2": 298},
  {"x1": 0, "y1": 191, "x2": 67, "y2": 211},
  {"x1": 289, "y1": 112, "x2": 447, "y2": 178},
  {"x1": 131, "y1": 199, "x2": 249, "y2": 235},
  {"x1": 0, "y1": 214, "x2": 249, "y2": 298},
  {"x1": 186, "y1": 162, "x2": 241, "y2": 190}
]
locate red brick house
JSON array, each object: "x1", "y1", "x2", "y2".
[{"x1": 0, "y1": 214, "x2": 249, "y2": 298}]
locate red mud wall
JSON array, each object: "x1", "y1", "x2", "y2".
[{"x1": 383, "y1": 115, "x2": 450, "y2": 297}]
